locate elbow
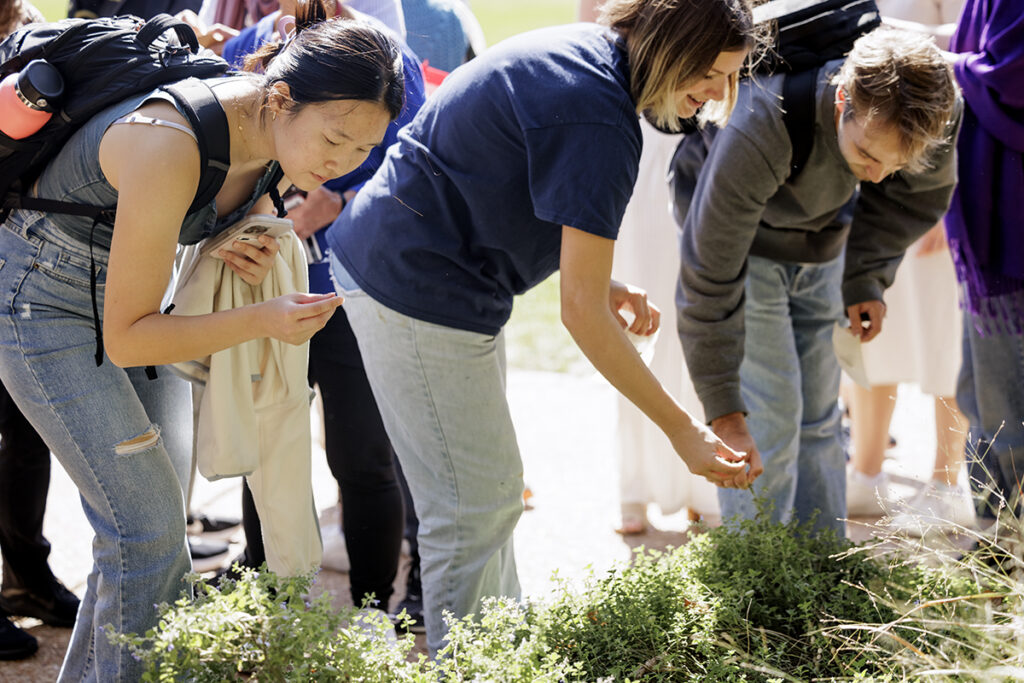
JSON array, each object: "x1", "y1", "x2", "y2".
[
  {"x1": 104, "y1": 342, "x2": 134, "y2": 368},
  {"x1": 102, "y1": 327, "x2": 138, "y2": 368},
  {"x1": 559, "y1": 291, "x2": 598, "y2": 341}
]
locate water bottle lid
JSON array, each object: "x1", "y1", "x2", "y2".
[{"x1": 16, "y1": 60, "x2": 64, "y2": 113}]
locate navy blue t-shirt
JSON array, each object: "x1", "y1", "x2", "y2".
[{"x1": 326, "y1": 23, "x2": 642, "y2": 335}]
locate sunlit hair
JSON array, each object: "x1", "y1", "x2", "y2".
[
  {"x1": 834, "y1": 26, "x2": 957, "y2": 174},
  {"x1": 245, "y1": 0, "x2": 405, "y2": 121},
  {"x1": 600, "y1": 0, "x2": 763, "y2": 130}
]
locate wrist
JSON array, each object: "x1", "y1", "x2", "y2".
[{"x1": 711, "y1": 411, "x2": 746, "y2": 430}]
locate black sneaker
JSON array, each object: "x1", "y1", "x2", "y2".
[
  {"x1": 0, "y1": 579, "x2": 79, "y2": 628},
  {"x1": 394, "y1": 557, "x2": 425, "y2": 634},
  {"x1": 0, "y1": 617, "x2": 38, "y2": 660}
]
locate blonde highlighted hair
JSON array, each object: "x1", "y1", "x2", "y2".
[
  {"x1": 834, "y1": 27, "x2": 958, "y2": 174},
  {"x1": 600, "y1": 0, "x2": 762, "y2": 130}
]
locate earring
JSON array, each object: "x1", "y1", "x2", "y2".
[{"x1": 273, "y1": 111, "x2": 278, "y2": 121}]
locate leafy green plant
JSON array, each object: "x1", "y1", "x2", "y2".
[
  {"x1": 110, "y1": 498, "x2": 1024, "y2": 682},
  {"x1": 110, "y1": 567, "x2": 427, "y2": 682},
  {"x1": 537, "y1": 503, "x2": 947, "y2": 682}
]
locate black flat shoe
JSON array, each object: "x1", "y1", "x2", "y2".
[
  {"x1": 0, "y1": 579, "x2": 79, "y2": 629},
  {"x1": 0, "y1": 617, "x2": 39, "y2": 660}
]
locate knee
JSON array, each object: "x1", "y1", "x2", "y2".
[{"x1": 115, "y1": 426, "x2": 161, "y2": 456}]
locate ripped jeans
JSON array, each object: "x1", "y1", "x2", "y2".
[{"x1": 0, "y1": 216, "x2": 192, "y2": 683}]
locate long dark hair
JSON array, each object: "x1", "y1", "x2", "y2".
[{"x1": 245, "y1": 0, "x2": 405, "y2": 121}]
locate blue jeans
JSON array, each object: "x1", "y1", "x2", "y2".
[
  {"x1": 0, "y1": 217, "x2": 192, "y2": 682},
  {"x1": 718, "y1": 255, "x2": 846, "y2": 536},
  {"x1": 333, "y1": 258, "x2": 522, "y2": 656},
  {"x1": 957, "y1": 307, "x2": 1024, "y2": 519}
]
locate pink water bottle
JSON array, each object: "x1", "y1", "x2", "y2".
[{"x1": 0, "y1": 60, "x2": 65, "y2": 139}]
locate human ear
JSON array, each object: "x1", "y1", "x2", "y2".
[{"x1": 267, "y1": 82, "x2": 294, "y2": 116}]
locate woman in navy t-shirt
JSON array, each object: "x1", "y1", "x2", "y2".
[{"x1": 326, "y1": 0, "x2": 759, "y2": 653}]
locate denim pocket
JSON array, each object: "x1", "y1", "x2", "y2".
[{"x1": 32, "y1": 250, "x2": 102, "y2": 290}]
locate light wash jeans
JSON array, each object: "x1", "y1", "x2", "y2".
[
  {"x1": 957, "y1": 307, "x2": 1024, "y2": 520},
  {"x1": 718, "y1": 255, "x2": 846, "y2": 536},
  {"x1": 332, "y1": 258, "x2": 523, "y2": 655},
  {"x1": 0, "y1": 217, "x2": 193, "y2": 682}
]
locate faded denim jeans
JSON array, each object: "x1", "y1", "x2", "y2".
[
  {"x1": 957, "y1": 307, "x2": 1024, "y2": 520},
  {"x1": 332, "y1": 256, "x2": 523, "y2": 656},
  {"x1": 0, "y1": 215, "x2": 192, "y2": 683},
  {"x1": 718, "y1": 254, "x2": 847, "y2": 536}
]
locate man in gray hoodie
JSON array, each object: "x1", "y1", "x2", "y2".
[{"x1": 673, "y1": 27, "x2": 961, "y2": 535}]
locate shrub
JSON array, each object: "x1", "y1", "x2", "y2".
[{"x1": 110, "y1": 568, "x2": 428, "y2": 682}]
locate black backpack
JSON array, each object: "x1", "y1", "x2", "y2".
[
  {"x1": 0, "y1": 14, "x2": 286, "y2": 372},
  {"x1": 754, "y1": 0, "x2": 882, "y2": 178},
  {"x1": 0, "y1": 13, "x2": 233, "y2": 225}
]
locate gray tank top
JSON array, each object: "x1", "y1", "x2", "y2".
[{"x1": 31, "y1": 78, "x2": 281, "y2": 252}]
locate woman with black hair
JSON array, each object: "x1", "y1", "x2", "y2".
[{"x1": 0, "y1": 3, "x2": 404, "y2": 679}]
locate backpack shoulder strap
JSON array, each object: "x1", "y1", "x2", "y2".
[
  {"x1": 781, "y1": 68, "x2": 819, "y2": 181},
  {"x1": 164, "y1": 80, "x2": 230, "y2": 214}
]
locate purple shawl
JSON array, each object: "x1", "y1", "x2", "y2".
[{"x1": 946, "y1": 0, "x2": 1024, "y2": 333}]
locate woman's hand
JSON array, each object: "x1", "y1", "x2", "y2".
[
  {"x1": 258, "y1": 292, "x2": 344, "y2": 345},
  {"x1": 609, "y1": 279, "x2": 660, "y2": 336},
  {"x1": 219, "y1": 234, "x2": 281, "y2": 285},
  {"x1": 668, "y1": 417, "x2": 752, "y2": 488}
]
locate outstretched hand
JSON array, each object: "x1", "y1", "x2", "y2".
[
  {"x1": 710, "y1": 412, "x2": 764, "y2": 488},
  {"x1": 259, "y1": 292, "x2": 343, "y2": 345},
  {"x1": 670, "y1": 415, "x2": 755, "y2": 488}
]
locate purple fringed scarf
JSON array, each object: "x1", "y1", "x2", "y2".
[{"x1": 945, "y1": 0, "x2": 1024, "y2": 334}]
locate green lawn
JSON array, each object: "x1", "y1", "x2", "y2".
[{"x1": 34, "y1": 0, "x2": 66, "y2": 20}]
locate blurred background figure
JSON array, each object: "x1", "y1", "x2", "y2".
[{"x1": 401, "y1": 0, "x2": 485, "y2": 74}]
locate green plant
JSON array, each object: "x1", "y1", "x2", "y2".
[
  {"x1": 433, "y1": 597, "x2": 581, "y2": 682},
  {"x1": 538, "y1": 504, "x2": 945, "y2": 682},
  {"x1": 110, "y1": 567, "x2": 427, "y2": 682}
]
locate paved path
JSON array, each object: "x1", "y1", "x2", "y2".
[{"x1": 1, "y1": 370, "x2": 946, "y2": 681}]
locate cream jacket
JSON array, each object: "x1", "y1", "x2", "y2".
[{"x1": 169, "y1": 232, "x2": 321, "y2": 575}]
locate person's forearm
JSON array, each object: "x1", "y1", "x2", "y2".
[{"x1": 104, "y1": 304, "x2": 266, "y2": 368}]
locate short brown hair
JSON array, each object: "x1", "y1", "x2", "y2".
[
  {"x1": 834, "y1": 27, "x2": 958, "y2": 174},
  {"x1": 601, "y1": 0, "x2": 762, "y2": 130}
]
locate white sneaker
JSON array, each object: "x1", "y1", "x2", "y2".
[
  {"x1": 888, "y1": 481, "x2": 976, "y2": 536},
  {"x1": 320, "y1": 524, "x2": 350, "y2": 573},
  {"x1": 846, "y1": 468, "x2": 896, "y2": 517}
]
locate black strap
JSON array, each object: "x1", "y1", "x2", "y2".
[
  {"x1": 164, "y1": 81, "x2": 230, "y2": 213},
  {"x1": 136, "y1": 14, "x2": 200, "y2": 53},
  {"x1": 268, "y1": 165, "x2": 286, "y2": 218},
  {"x1": 781, "y1": 68, "x2": 819, "y2": 180},
  {"x1": 88, "y1": 218, "x2": 105, "y2": 367},
  {"x1": 9, "y1": 195, "x2": 116, "y2": 222}
]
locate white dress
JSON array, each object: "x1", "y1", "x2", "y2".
[
  {"x1": 860, "y1": 0, "x2": 964, "y2": 396},
  {"x1": 610, "y1": 120, "x2": 719, "y2": 518}
]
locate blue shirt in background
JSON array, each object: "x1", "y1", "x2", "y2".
[{"x1": 327, "y1": 23, "x2": 641, "y2": 335}]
